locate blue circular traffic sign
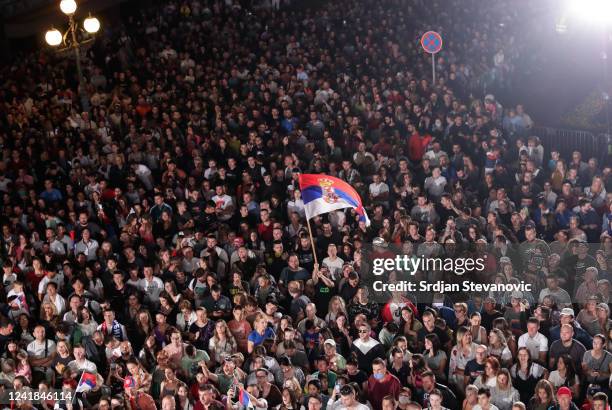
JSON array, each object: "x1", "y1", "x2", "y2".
[{"x1": 421, "y1": 31, "x2": 443, "y2": 54}]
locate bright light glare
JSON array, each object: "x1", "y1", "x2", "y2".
[
  {"x1": 556, "y1": 22, "x2": 568, "y2": 33},
  {"x1": 60, "y1": 0, "x2": 77, "y2": 15},
  {"x1": 45, "y1": 29, "x2": 62, "y2": 46},
  {"x1": 83, "y1": 16, "x2": 100, "y2": 33},
  {"x1": 567, "y1": 0, "x2": 612, "y2": 23}
]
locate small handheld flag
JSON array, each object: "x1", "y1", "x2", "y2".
[
  {"x1": 76, "y1": 371, "x2": 97, "y2": 392},
  {"x1": 124, "y1": 375, "x2": 136, "y2": 389},
  {"x1": 238, "y1": 388, "x2": 250, "y2": 407}
]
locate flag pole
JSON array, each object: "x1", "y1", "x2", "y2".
[
  {"x1": 305, "y1": 216, "x2": 318, "y2": 267},
  {"x1": 73, "y1": 371, "x2": 84, "y2": 403},
  {"x1": 75, "y1": 371, "x2": 84, "y2": 391}
]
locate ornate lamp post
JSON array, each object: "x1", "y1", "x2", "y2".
[{"x1": 45, "y1": 0, "x2": 100, "y2": 110}]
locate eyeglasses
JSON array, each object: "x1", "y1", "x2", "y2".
[{"x1": 358, "y1": 329, "x2": 368, "y2": 334}]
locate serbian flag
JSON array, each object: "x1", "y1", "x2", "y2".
[
  {"x1": 124, "y1": 375, "x2": 136, "y2": 389},
  {"x1": 238, "y1": 388, "x2": 250, "y2": 407},
  {"x1": 76, "y1": 371, "x2": 97, "y2": 392},
  {"x1": 298, "y1": 174, "x2": 370, "y2": 225}
]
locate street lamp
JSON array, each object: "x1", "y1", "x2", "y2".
[
  {"x1": 59, "y1": 0, "x2": 77, "y2": 15},
  {"x1": 83, "y1": 15, "x2": 101, "y2": 34},
  {"x1": 45, "y1": 28, "x2": 62, "y2": 46},
  {"x1": 45, "y1": 0, "x2": 101, "y2": 110}
]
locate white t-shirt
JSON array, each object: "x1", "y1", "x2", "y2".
[
  {"x1": 211, "y1": 194, "x2": 234, "y2": 221},
  {"x1": 326, "y1": 397, "x2": 369, "y2": 410},
  {"x1": 139, "y1": 276, "x2": 164, "y2": 302},
  {"x1": 68, "y1": 359, "x2": 97, "y2": 374},
  {"x1": 369, "y1": 182, "x2": 389, "y2": 197},
  {"x1": 38, "y1": 273, "x2": 65, "y2": 296},
  {"x1": 548, "y1": 370, "x2": 579, "y2": 388},
  {"x1": 472, "y1": 405, "x2": 499, "y2": 410},
  {"x1": 517, "y1": 332, "x2": 548, "y2": 360},
  {"x1": 322, "y1": 256, "x2": 344, "y2": 280},
  {"x1": 27, "y1": 339, "x2": 56, "y2": 359}
]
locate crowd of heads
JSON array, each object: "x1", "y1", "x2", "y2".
[{"x1": 0, "y1": 0, "x2": 611, "y2": 409}]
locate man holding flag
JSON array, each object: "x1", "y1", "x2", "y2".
[
  {"x1": 298, "y1": 174, "x2": 370, "y2": 264},
  {"x1": 225, "y1": 381, "x2": 269, "y2": 410},
  {"x1": 75, "y1": 371, "x2": 98, "y2": 393}
]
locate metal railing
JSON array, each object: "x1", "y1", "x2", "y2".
[{"x1": 530, "y1": 126, "x2": 611, "y2": 162}]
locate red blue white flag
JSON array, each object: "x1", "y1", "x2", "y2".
[
  {"x1": 298, "y1": 174, "x2": 370, "y2": 225},
  {"x1": 76, "y1": 371, "x2": 97, "y2": 392}
]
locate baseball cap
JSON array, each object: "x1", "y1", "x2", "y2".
[
  {"x1": 560, "y1": 308, "x2": 575, "y2": 317},
  {"x1": 597, "y1": 303, "x2": 610, "y2": 314},
  {"x1": 557, "y1": 386, "x2": 572, "y2": 398},
  {"x1": 324, "y1": 339, "x2": 336, "y2": 347}
]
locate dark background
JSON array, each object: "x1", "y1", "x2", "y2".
[{"x1": 1, "y1": 0, "x2": 611, "y2": 132}]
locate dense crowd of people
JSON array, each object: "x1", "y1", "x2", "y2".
[{"x1": 0, "y1": 0, "x2": 611, "y2": 409}]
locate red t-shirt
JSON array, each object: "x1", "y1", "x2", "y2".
[
  {"x1": 407, "y1": 133, "x2": 432, "y2": 162},
  {"x1": 258, "y1": 222, "x2": 274, "y2": 242},
  {"x1": 367, "y1": 373, "x2": 401, "y2": 410},
  {"x1": 26, "y1": 270, "x2": 45, "y2": 294}
]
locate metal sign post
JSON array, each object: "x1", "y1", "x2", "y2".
[
  {"x1": 421, "y1": 31, "x2": 443, "y2": 86},
  {"x1": 432, "y1": 54, "x2": 436, "y2": 85}
]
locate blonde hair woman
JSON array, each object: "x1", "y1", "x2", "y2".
[
  {"x1": 462, "y1": 384, "x2": 479, "y2": 410},
  {"x1": 208, "y1": 320, "x2": 238, "y2": 365},
  {"x1": 585, "y1": 176, "x2": 607, "y2": 209},
  {"x1": 491, "y1": 368, "x2": 520, "y2": 410},
  {"x1": 51, "y1": 340, "x2": 73, "y2": 387},
  {"x1": 247, "y1": 313, "x2": 275, "y2": 354},
  {"x1": 449, "y1": 326, "x2": 477, "y2": 392},
  {"x1": 39, "y1": 301, "x2": 60, "y2": 330},
  {"x1": 325, "y1": 296, "x2": 347, "y2": 323},
  {"x1": 487, "y1": 328, "x2": 513, "y2": 368},
  {"x1": 551, "y1": 159, "x2": 566, "y2": 191}
]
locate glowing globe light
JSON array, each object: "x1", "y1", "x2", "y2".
[
  {"x1": 60, "y1": 0, "x2": 77, "y2": 15},
  {"x1": 84, "y1": 16, "x2": 100, "y2": 33},
  {"x1": 45, "y1": 28, "x2": 62, "y2": 46}
]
